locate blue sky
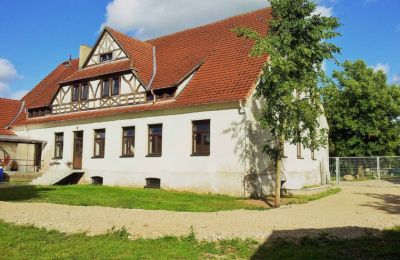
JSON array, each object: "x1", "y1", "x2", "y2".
[{"x1": 0, "y1": 0, "x2": 399, "y2": 99}]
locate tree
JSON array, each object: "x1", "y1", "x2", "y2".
[
  {"x1": 234, "y1": 0, "x2": 340, "y2": 207},
  {"x1": 322, "y1": 60, "x2": 400, "y2": 157}
]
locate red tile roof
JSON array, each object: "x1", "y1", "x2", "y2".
[
  {"x1": 0, "y1": 98, "x2": 22, "y2": 135},
  {"x1": 107, "y1": 27, "x2": 155, "y2": 85},
  {"x1": 61, "y1": 59, "x2": 132, "y2": 84},
  {"x1": 23, "y1": 59, "x2": 79, "y2": 109},
  {"x1": 14, "y1": 8, "x2": 271, "y2": 126}
]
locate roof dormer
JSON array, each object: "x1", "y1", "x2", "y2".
[{"x1": 81, "y1": 29, "x2": 128, "y2": 68}]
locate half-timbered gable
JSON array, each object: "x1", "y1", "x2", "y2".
[
  {"x1": 51, "y1": 72, "x2": 147, "y2": 114},
  {"x1": 84, "y1": 31, "x2": 128, "y2": 67}
]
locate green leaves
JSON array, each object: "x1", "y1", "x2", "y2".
[
  {"x1": 235, "y1": 0, "x2": 341, "y2": 159},
  {"x1": 322, "y1": 60, "x2": 400, "y2": 156}
]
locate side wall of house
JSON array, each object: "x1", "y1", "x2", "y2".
[
  {"x1": 15, "y1": 99, "x2": 329, "y2": 196},
  {"x1": 245, "y1": 92, "x2": 330, "y2": 195},
  {"x1": 16, "y1": 107, "x2": 249, "y2": 196}
]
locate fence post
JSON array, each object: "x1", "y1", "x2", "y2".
[
  {"x1": 377, "y1": 157, "x2": 381, "y2": 180},
  {"x1": 335, "y1": 157, "x2": 340, "y2": 185}
]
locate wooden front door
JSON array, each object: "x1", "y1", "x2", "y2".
[{"x1": 73, "y1": 131, "x2": 83, "y2": 170}]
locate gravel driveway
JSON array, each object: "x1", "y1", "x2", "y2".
[{"x1": 0, "y1": 180, "x2": 399, "y2": 241}]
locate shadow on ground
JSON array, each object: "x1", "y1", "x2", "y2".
[
  {"x1": 0, "y1": 185, "x2": 55, "y2": 202},
  {"x1": 251, "y1": 226, "x2": 400, "y2": 260},
  {"x1": 357, "y1": 192, "x2": 400, "y2": 215}
]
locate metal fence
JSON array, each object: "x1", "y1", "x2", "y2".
[
  {"x1": 329, "y1": 156, "x2": 400, "y2": 184},
  {"x1": 1, "y1": 158, "x2": 43, "y2": 173}
]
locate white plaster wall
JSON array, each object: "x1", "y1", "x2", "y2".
[
  {"x1": 245, "y1": 92, "x2": 330, "y2": 193},
  {"x1": 16, "y1": 98, "x2": 329, "y2": 196},
  {"x1": 17, "y1": 107, "x2": 247, "y2": 196}
]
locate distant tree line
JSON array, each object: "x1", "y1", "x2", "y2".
[{"x1": 321, "y1": 60, "x2": 400, "y2": 157}]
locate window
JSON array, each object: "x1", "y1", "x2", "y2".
[
  {"x1": 112, "y1": 77, "x2": 120, "y2": 96},
  {"x1": 81, "y1": 83, "x2": 89, "y2": 100},
  {"x1": 93, "y1": 129, "x2": 105, "y2": 158},
  {"x1": 72, "y1": 84, "x2": 80, "y2": 102},
  {"x1": 102, "y1": 80, "x2": 110, "y2": 97},
  {"x1": 192, "y1": 120, "x2": 210, "y2": 155},
  {"x1": 54, "y1": 133, "x2": 64, "y2": 159},
  {"x1": 297, "y1": 143, "x2": 302, "y2": 159},
  {"x1": 148, "y1": 124, "x2": 162, "y2": 156},
  {"x1": 122, "y1": 127, "x2": 135, "y2": 157},
  {"x1": 311, "y1": 149, "x2": 316, "y2": 160},
  {"x1": 99, "y1": 52, "x2": 113, "y2": 62}
]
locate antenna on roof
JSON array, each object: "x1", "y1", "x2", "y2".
[{"x1": 63, "y1": 54, "x2": 72, "y2": 67}]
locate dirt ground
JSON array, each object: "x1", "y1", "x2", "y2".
[{"x1": 0, "y1": 180, "x2": 399, "y2": 241}]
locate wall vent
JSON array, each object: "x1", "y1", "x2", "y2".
[
  {"x1": 91, "y1": 176, "x2": 103, "y2": 185},
  {"x1": 145, "y1": 178, "x2": 161, "y2": 189}
]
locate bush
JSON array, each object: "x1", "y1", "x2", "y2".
[{"x1": 10, "y1": 160, "x2": 18, "y2": 171}]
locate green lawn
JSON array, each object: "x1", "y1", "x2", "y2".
[
  {"x1": 0, "y1": 221, "x2": 399, "y2": 259},
  {"x1": 0, "y1": 185, "x2": 266, "y2": 212},
  {"x1": 0, "y1": 185, "x2": 340, "y2": 212}
]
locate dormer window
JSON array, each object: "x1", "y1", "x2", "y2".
[
  {"x1": 102, "y1": 77, "x2": 120, "y2": 97},
  {"x1": 72, "y1": 84, "x2": 80, "y2": 102},
  {"x1": 99, "y1": 52, "x2": 113, "y2": 63},
  {"x1": 81, "y1": 83, "x2": 89, "y2": 101},
  {"x1": 112, "y1": 77, "x2": 120, "y2": 96},
  {"x1": 102, "y1": 80, "x2": 110, "y2": 97}
]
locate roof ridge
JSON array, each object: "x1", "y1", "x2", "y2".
[
  {"x1": 146, "y1": 7, "x2": 270, "y2": 42},
  {"x1": 0, "y1": 97, "x2": 21, "y2": 102},
  {"x1": 106, "y1": 27, "x2": 154, "y2": 48}
]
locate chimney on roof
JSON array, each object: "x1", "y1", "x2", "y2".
[{"x1": 79, "y1": 44, "x2": 92, "y2": 68}]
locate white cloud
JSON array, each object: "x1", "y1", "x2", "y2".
[
  {"x1": 10, "y1": 90, "x2": 29, "y2": 100},
  {"x1": 321, "y1": 61, "x2": 327, "y2": 71},
  {"x1": 0, "y1": 59, "x2": 19, "y2": 82},
  {"x1": 313, "y1": 6, "x2": 333, "y2": 17},
  {"x1": 373, "y1": 63, "x2": 390, "y2": 74},
  {"x1": 393, "y1": 74, "x2": 400, "y2": 83},
  {"x1": 101, "y1": 0, "x2": 268, "y2": 39},
  {"x1": 0, "y1": 58, "x2": 26, "y2": 99}
]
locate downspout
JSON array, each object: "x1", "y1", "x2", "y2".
[
  {"x1": 239, "y1": 99, "x2": 248, "y2": 198},
  {"x1": 147, "y1": 47, "x2": 157, "y2": 104},
  {"x1": 5, "y1": 100, "x2": 25, "y2": 130}
]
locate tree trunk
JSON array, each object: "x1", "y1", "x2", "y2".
[
  {"x1": 274, "y1": 135, "x2": 285, "y2": 208},
  {"x1": 274, "y1": 156, "x2": 282, "y2": 208}
]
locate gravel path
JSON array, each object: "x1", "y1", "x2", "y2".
[{"x1": 0, "y1": 180, "x2": 399, "y2": 241}]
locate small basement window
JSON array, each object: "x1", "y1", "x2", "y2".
[
  {"x1": 100, "y1": 52, "x2": 113, "y2": 62},
  {"x1": 145, "y1": 178, "x2": 161, "y2": 189},
  {"x1": 91, "y1": 176, "x2": 103, "y2": 185}
]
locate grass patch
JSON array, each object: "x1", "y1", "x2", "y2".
[
  {"x1": 0, "y1": 221, "x2": 258, "y2": 259},
  {"x1": 0, "y1": 221, "x2": 399, "y2": 259},
  {"x1": 0, "y1": 185, "x2": 342, "y2": 212},
  {"x1": 281, "y1": 188, "x2": 341, "y2": 205},
  {"x1": 0, "y1": 185, "x2": 267, "y2": 212}
]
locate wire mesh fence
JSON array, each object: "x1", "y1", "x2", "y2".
[{"x1": 329, "y1": 156, "x2": 400, "y2": 184}]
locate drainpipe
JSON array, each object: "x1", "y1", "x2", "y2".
[
  {"x1": 148, "y1": 47, "x2": 157, "y2": 104},
  {"x1": 239, "y1": 99, "x2": 248, "y2": 198},
  {"x1": 150, "y1": 89, "x2": 157, "y2": 104}
]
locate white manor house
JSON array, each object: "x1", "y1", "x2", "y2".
[{"x1": 0, "y1": 8, "x2": 329, "y2": 197}]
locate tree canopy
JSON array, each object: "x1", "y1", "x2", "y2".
[
  {"x1": 235, "y1": 0, "x2": 341, "y2": 207},
  {"x1": 322, "y1": 60, "x2": 400, "y2": 156}
]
